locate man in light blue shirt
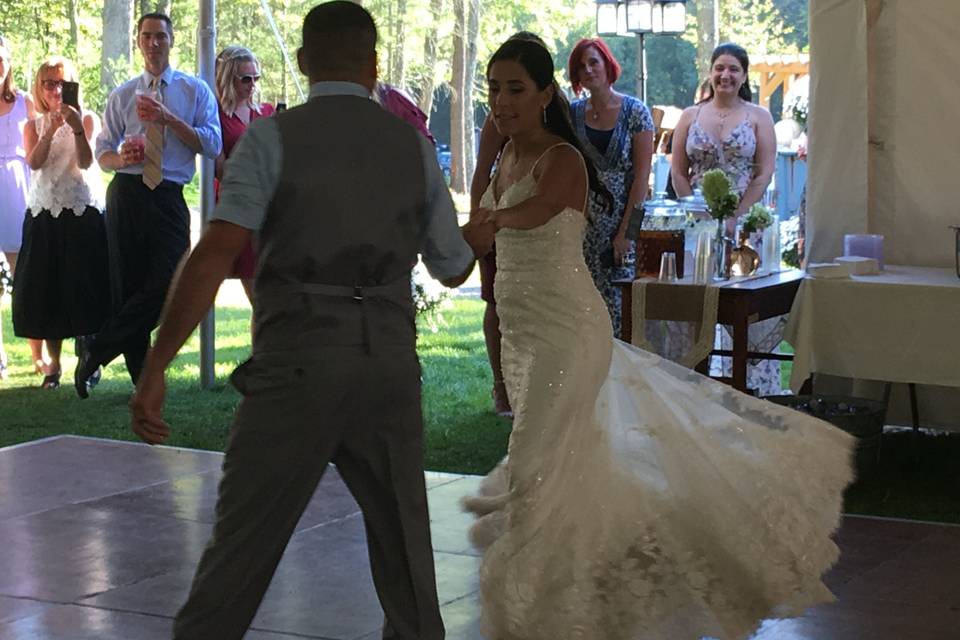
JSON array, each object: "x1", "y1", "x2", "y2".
[{"x1": 78, "y1": 12, "x2": 221, "y2": 395}]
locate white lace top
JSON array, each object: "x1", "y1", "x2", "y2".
[{"x1": 26, "y1": 115, "x2": 104, "y2": 217}]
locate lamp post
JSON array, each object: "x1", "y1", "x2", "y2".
[{"x1": 595, "y1": 0, "x2": 688, "y2": 103}]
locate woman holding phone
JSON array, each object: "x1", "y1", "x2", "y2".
[{"x1": 12, "y1": 56, "x2": 108, "y2": 389}]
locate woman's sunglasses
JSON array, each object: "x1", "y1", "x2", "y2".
[
  {"x1": 236, "y1": 74, "x2": 261, "y2": 85},
  {"x1": 41, "y1": 79, "x2": 65, "y2": 90}
]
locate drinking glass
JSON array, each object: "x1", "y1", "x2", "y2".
[
  {"x1": 123, "y1": 133, "x2": 146, "y2": 164},
  {"x1": 658, "y1": 252, "x2": 677, "y2": 281}
]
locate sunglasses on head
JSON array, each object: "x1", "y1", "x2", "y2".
[
  {"x1": 236, "y1": 74, "x2": 261, "y2": 84},
  {"x1": 41, "y1": 79, "x2": 65, "y2": 90}
]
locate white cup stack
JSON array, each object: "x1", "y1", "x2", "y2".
[{"x1": 694, "y1": 231, "x2": 714, "y2": 283}]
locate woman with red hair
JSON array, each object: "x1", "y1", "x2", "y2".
[{"x1": 568, "y1": 37, "x2": 653, "y2": 337}]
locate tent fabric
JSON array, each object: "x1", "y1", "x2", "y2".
[
  {"x1": 806, "y1": 0, "x2": 960, "y2": 431},
  {"x1": 806, "y1": 0, "x2": 868, "y2": 264},
  {"x1": 808, "y1": 0, "x2": 960, "y2": 266}
]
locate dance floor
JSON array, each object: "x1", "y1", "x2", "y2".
[{"x1": 0, "y1": 436, "x2": 956, "y2": 639}]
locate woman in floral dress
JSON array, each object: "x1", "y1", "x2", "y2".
[
  {"x1": 671, "y1": 43, "x2": 781, "y2": 395},
  {"x1": 568, "y1": 38, "x2": 654, "y2": 337}
]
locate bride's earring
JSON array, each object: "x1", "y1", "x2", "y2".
[{"x1": 542, "y1": 106, "x2": 547, "y2": 125}]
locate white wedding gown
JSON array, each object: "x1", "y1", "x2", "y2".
[{"x1": 463, "y1": 157, "x2": 854, "y2": 640}]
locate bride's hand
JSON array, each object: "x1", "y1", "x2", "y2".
[
  {"x1": 462, "y1": 218, "x2": 496, "y2": 258},
  {"x1": 470, "y1": 207, "x2": 495, "y2": 224}
]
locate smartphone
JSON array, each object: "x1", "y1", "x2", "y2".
[
  {"x1": 61, "y1": 81, "x2": 80, "y2": 109},
  {"x1": 625, "y1": 203, "x2": 646, "y2": 240}
]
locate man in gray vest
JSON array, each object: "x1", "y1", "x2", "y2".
[{"x1": 129, "y1": 3, "x2": 490, "y2": 638}]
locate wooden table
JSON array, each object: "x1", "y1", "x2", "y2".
[{"x1": 615, "y1": 269, "x2": 805, "y2": 393}]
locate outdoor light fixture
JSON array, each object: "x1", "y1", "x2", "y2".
[
  {"x1": 593, "y1": 0, "x2": 688, "y2": 101},
  {"x1": 653, "y1": 0, "x2": 688, "y2": 36},
  {"x1": 596, "y1": 0, "x2": 620, "y2": 36},
  {"x1": 625, "y1": 0, "x2": 654, "y2": 34}
]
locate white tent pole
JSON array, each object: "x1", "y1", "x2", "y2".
[{"x1": 198, "y1": 0, "x2": 217, "y2": 389}]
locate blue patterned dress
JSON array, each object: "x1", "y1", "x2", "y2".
[{"x1": 571, "y1": 95, "x2": 653, "y2": 337}]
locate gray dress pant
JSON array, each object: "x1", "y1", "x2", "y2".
[{"x1": 172, "y1": 346, "x2": 444, "y2": 639}]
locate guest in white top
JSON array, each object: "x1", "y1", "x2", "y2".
[{"x1": 13, "y1": 56, "x2": 108, "y2": 389}]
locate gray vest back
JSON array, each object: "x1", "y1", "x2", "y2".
[{"x1": 252, "y1": 95, "x2": 427, "y2": 353}]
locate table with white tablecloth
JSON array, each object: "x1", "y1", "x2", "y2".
[{"x1": 784, "y1": 265, "x2": 960, "y2": 431}]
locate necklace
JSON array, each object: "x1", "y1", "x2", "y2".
[{"x1": 590, "y1": 94, "x2": 614, "y2": 122}]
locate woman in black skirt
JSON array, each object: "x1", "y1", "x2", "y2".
[{"x1": 13, "y1": 56, "x2": 108, "y2": 389}]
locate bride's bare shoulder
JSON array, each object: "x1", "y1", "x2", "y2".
[{"x1": 534, "y1": 140, "x2": 584, "y2": 175}]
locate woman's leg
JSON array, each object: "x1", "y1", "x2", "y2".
[
  {"x1": 0, "y1": 252, "x2": 16, "y2": 377},
  {"x1": 29, "y1": 339, "x2": 48, "y2": 374},
  {"x1": 484, "y1": 301, "x2": 511, "y2": 417},
  {"x1": 40, "y1": 339, "x2": 63, "y2": 389}
]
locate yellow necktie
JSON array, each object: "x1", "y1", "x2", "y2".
[{"x1": 142, "y1": 78, "x2": 163, "y2": 190}]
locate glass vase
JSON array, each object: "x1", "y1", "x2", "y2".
[{"x1": 714, "y1": 222, "x2": 729, "y2": 280}]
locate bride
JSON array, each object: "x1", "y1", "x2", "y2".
[{"x1": 462, "y1": 38, "x2": 854, "y2": 640}]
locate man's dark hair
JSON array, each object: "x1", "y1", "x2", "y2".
[
  {"x1": 301, "y1": 1, "x2": 377, "y2": 76},
  {"x1": 137, "y1": 12, "x2": 174, "y2": 37}
]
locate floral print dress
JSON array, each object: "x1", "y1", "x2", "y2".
[
  {"x1": 571, "y1": 95, "x2": 654, "y2": 337},
  {"x1": 686, "y1": 107, "x2": 785, "y2": 396}
]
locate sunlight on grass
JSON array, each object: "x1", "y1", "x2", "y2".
[{"x1": 0, "y1": 296, "x2": 510, "y2": 473}]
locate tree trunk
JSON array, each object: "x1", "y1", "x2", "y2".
[
  {"x1": 392, "y1": 0, "x2": 407, "y2": 87},
  {"x1": 449, "y1": 0, "x2": 467, "y2": 193},
  {"x1": 696, "y1": 0, "x2": 719, "y2": 87},
  {"x1": 102, "y1": 0, "x2": 134, "y2": 90},
  {"x1": 417, "y1": 0, "x2": 443, "y2": 118},
  {"x1": 463, "y1": 0, "x2": 479, "y2": 182},
  {"x1": 67, "y1": 0, "x2": 81, "y2": 58}
]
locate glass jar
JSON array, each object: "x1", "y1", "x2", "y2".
[{"x1": 636, "y1": 192, "x2": 686, "y2": 278}]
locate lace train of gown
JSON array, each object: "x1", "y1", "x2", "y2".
[{"x1": 463, "y1": 171, "x2": 854, "y2": 640}]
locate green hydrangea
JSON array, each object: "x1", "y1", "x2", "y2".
[
  {"x1": 700, "y1": 169, "x2": 738, "y2": 221},
  {"x1": 743, "y1": 203, "x2": 774, "y2": 233}
]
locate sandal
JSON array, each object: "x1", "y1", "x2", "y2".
[
  {"x1": 492, "y1": 380, "x2": 513, "y2": 419},
  {"x1": 41, "y1": 371, "x2": 62, "y2": 390}
]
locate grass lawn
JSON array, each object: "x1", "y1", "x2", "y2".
[
  {"x1": 1, "y1": 296, "x2": 957, "y2": 523},
  {"x1": 0, "y1": 297, "x2": 511, "y2": 474}
]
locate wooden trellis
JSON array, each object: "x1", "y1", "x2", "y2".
[{"x1": 753, "y1": 54, "x2": 810, "y2": 108}]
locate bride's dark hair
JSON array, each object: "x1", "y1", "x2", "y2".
[{"x1": 487, "y1": 38, "x2": 612, "y2": 214}]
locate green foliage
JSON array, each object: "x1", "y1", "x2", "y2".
[
  {"x1": 742, "y1": 203, "x2": 773, "y2": 233},
  {"x1": 719, "y1": 0, "x2": 799, "y2": 56},
  {"x1": 0, "y1": 0, "x2": 809, "y2": 165},
  {"x1": 597, "y1": 35, "x2": 700, "y2": 108},
  {"x1": 644, "y1": 34, "x2": 699, "y2": 108},
  {"x1": 700, "y1": 168, "x2": 738, "y2": 220}
]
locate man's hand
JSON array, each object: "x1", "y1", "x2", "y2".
[
  {"x1": 130, "y1": 363, "x2": 171, "y2": 445},
  {"x1": 136, "y1": 95, "x2": 173, "y2": 125}
]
